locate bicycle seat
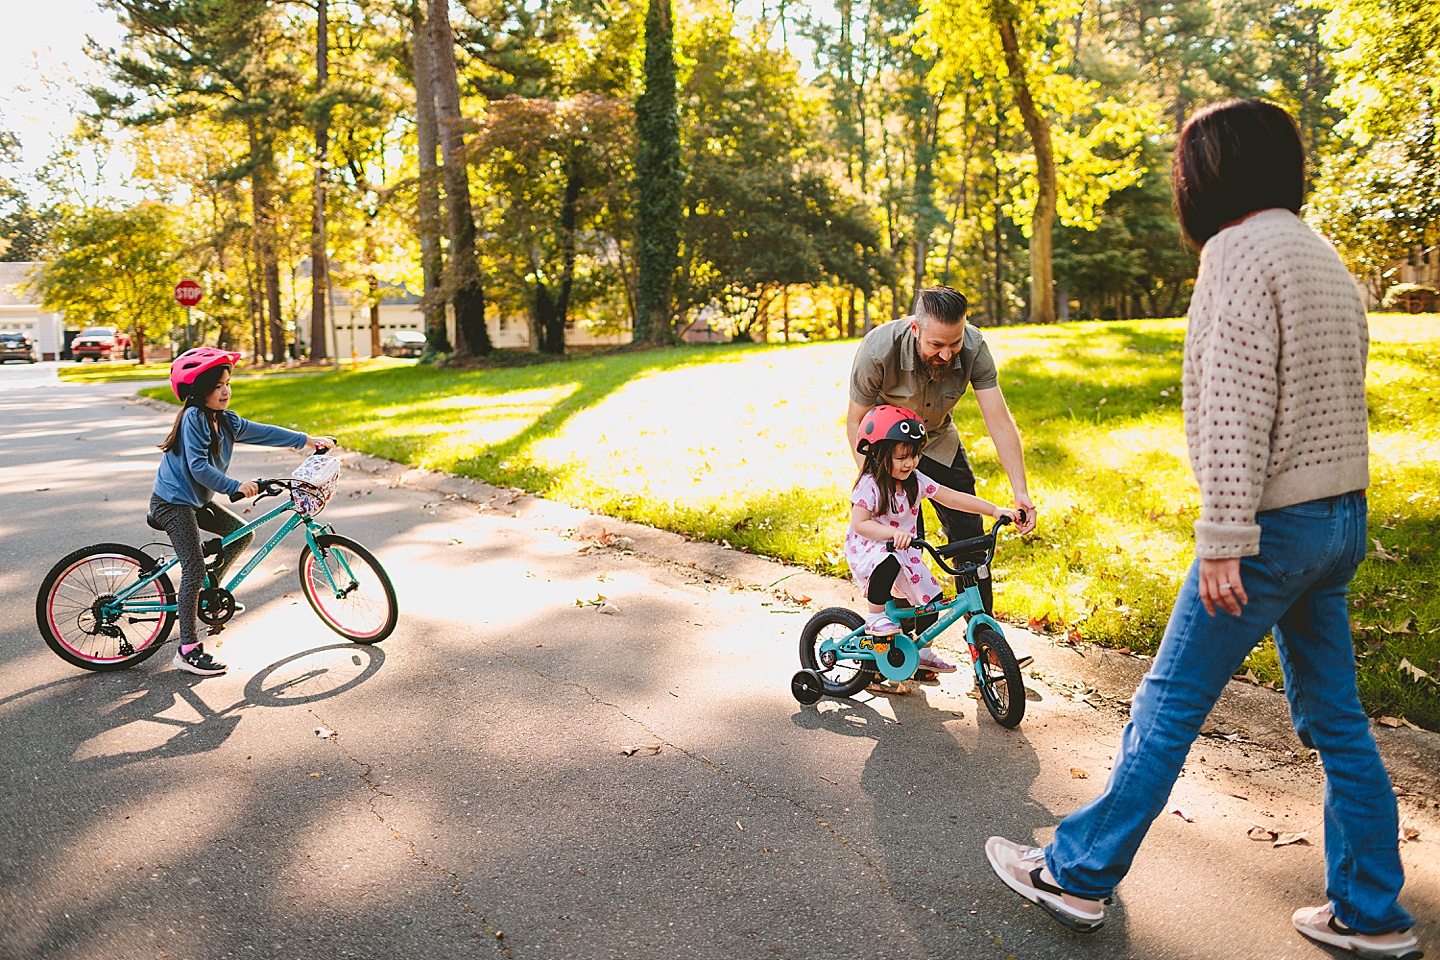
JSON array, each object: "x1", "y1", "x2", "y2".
[{"x1": 146, "y1": 514, "x2": 165, "y2": 532}]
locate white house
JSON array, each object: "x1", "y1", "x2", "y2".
[
  {"x1": 293, "y1": 268, "x2": 629, "y2": 358},
  {"x1": 0, "y1": 262, "x2": 67, "y2": 360}
]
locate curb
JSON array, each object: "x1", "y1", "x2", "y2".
[{"x1": 127, "y1": 393, "x2": 1440, "y2": 802}]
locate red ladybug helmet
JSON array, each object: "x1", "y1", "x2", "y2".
[
  {"x1": 856, "y1": 404, "x2": 926, "y2": 454},
  {"x1": 170, "y1": 347, "x2": 241, "y2": 401}
]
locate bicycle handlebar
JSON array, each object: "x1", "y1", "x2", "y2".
[
  {"x1": 228, "y1": 444, "x2": 333, "y2": 502},
  {"x1": 885, "y1": 509, "x2": 1025, "y2": 577}
]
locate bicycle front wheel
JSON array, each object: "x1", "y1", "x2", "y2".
[
  {"x1": 36, "y1": 543, "x2": 175, "y2": 671},
  {"x1": 973, "y1": 623, "x2": 1025, "y2": 728},
  {"x1": 298, "y1": 534, "x2": 397, "y2": 643}
]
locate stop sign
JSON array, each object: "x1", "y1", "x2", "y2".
[{"x1": 174, "y1": 279, "x2": 204, "y2": 307}]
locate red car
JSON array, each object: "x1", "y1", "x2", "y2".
[{"x1": 71, "y1": 326, "x2": 133, "y2": 361}]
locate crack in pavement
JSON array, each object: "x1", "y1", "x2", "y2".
[
  {"x1": 307, "y1": 704, "x2": 513, "y2": 958},
  {"x1": 465, "y1": 627, "x2": 993, "y2": 943}
]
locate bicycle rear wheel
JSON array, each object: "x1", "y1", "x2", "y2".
[
  {"x1": 973, "y1": 623, "x2": 1025, "y2": 727},
  {"x1": 298, "y1": 534, "x2": 397, "y2": 643},
  {"x1": 799, "y1": 607, "x2": 874, "y2": 698},
  {"x1": 36, "y1": 543, "x2": 175, "y2": 671}
]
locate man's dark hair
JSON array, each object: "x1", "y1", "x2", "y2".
[
  {"x1": 914, "y1": 286, "x2": 969, "y2": 325},
  {"x1": 1172, "y1": 98, "x2": 1304, "y2": 250}
]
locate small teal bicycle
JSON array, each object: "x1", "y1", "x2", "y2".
[
  {"x1": 36, "y1": 450, "x2": 398, "y2": 672},
  {"x1": 791, "y1": 514, "x2": 1027, "y2": 727}
]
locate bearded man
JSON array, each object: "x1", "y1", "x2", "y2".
[{"x1": 846, "y1": 286, "x2": 1037, "y2": 652}]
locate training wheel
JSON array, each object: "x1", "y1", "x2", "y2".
[{"x1": 791, "y1": 669, "x2": 824, "y2": 705}]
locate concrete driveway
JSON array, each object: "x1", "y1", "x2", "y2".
[{"x1": 1, "y1": 366, "x2": 1436, "y2": 960}]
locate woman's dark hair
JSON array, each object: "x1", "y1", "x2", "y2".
[
  {"x1": 914, "y1": 286, "x2": 969, "y2": 325},
  {"x1": 859, "y1": 438, "x2": 922, "y2": 515},
  {"x1": 1172, "y1": 98, "x2": 1305, "y2": 249},
  {"x1": 159, "y1": 363, "x2": 233, "y2": 458}
]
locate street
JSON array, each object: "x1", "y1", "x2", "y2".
[{"x1": 1, "y1": 365, "x2": 1436, "y2": 960}]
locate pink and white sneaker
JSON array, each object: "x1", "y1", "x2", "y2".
[
  {"x1": 917, "y1": 647, "x2": 958, "y2": 673},
  {"x1": 864, "y1": 612, "x2": 901, "y2": 636}
]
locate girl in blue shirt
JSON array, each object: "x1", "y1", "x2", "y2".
[{"x1": 152, "y1": 348, "x2": 333, "y2": 676}]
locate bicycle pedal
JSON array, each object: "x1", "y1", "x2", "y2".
[{"x1": 911, "y1": 671, "x2": 941, "y2": 685}]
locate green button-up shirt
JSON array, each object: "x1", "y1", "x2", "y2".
[{"x1": 849, "y1": 318, "x2": 999, "y2": 465}]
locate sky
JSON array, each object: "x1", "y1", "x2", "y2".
[{"x1": 2, "y1": 1, "x2": 125, "y2": 174}]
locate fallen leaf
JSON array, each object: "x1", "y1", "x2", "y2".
[
  {"x1": 271, "y1": 565, "x2": 288, "y2": 576},
  {"x1": 1247, "y1": 825, "x2": 1277, "y2": 841},
  {"x1": 1399, "y1": 658, "x2": 1434, "y2": 683},
  {"x1": 1069, "y1": 768, "x2": 1089, "y2": 779},
  {"x1": 1377, "y1": 716, "x2": 1403, "y2": 728},
  {"x1": 449, "y1": 537, "x2": 463, "y2": 545},
  {"x1": 597, "y1": 602, "x2": 623, "y2": 615},
  {"x1": 315, "y1": 726, "x2": 336, "y2": 739},
  {"x1": 1169, "y1": 807, "x2": 1194, "y2": 823},
  {"x1": 1273, "y1": 832, "x2": 1309, "y2": 847},
  {"x1": 1399, "y1": 818, "x2": 1421, "y2": 842},
  {"x1": 308, "y1": 772, "x2": 321, "y2": 778},
  {"x1": 1369, "y1": 539, "x2": 1401, "y2": 563},
  {"x1": 620, "y1": 744, "x2": 661, "y2": 757},
  {"x1": 782, "y1": 587, "x2": 812, "y2": 605}
]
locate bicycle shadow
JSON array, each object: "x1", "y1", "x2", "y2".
[
  {"x1": 792, "y1": 684, "x2": 1134, "y2": 955},
  {"x1": 3, "y1": 643, "x2": 385, "y2": 778}
]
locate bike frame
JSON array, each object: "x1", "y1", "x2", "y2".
[
  {"x1": 817, "y1": 520, "x2": 1016, "y2": 684},
  {"x1": 105, "y1": 498, "x2": 358, "y2": 619}
]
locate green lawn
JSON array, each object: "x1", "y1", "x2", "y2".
[{"x1": 138, "y1": 315, "x2": 1440, "y2": 729}]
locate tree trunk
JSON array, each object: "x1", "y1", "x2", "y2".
[
  {"x1": 309, "y1": 0, "x2": 330, "y2": 361},
  {"x1": 995, "y1": 3, "x2": 1056, "y2": 324},
  {"x1": 634, "y1": 0, "x2": 682, "y2": 345},
  {"x1": 427, "y1": 0, "x2": 491, "y2": 357},
  {"x1": 411, "y1": 0, "x2": 449, "y2": 355},
  {"x1": 248, "y1": 135, "x2": 286, "y2": 361}
]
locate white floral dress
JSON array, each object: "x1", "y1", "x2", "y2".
[{"x1": 844, "y1": 471, "x2": 944, "y2": 606}]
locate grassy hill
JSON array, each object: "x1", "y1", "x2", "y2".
[{"x1": 141, "y1": 314, "x2": 1440, "y2": 728}]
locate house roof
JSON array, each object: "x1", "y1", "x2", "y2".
[{"x1": 0, "y1": 262, "x2": 43, "y2": 307}]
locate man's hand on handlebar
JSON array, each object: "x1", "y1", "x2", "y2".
[{"x1": 1012, "y1": 495, "x2": 1037, "y2": 534}]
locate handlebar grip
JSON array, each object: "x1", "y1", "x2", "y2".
[
  {"x1": 229, "y1": 490, "x2": 245, "y2": 502},
  {"x1": 313, "y1": 443, "x2": 331, "y2": 455}
]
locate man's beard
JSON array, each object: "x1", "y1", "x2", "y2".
[{"x1": 923, "y1": 356, "x2": 953, "y2": 381}]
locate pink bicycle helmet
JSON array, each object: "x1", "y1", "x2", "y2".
[
  {"x1": 170, "y1": 347, "x2": 241, "y2": 400},
  {"x1": 856, "y1": 404, "x2": 926, "y2": 454}
]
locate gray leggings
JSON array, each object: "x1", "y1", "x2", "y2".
[{"x1": 149, "y1": 494, "x2": 253, "y2": 647}]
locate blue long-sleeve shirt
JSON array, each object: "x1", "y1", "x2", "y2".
[{"x1": 153, "y1": 406, "x2": 307, "y2": 507}]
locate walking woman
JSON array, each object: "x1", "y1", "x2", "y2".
[{"x1": 986, "y1": 99, "x2": 1422, "y2": 959}]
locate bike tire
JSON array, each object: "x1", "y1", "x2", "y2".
[
  {"x1": 36, "y1": 543, "x2": 176, "y2": 672},
  {"x1": 799, "y1": 607, "x2": 874, "y2": 698},
  {"x1": 298, "y1": 534, "x2": 398, "y2": 643},
  {"x1": 973, "y1": 623, "x2": 1025, "y2": 727}
]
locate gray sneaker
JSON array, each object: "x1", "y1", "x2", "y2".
[
  {"x1": 986, "y1": 837, "x2": 1106, "y2": 932},
  {"x1": 1293, "y1": 906, "x2": 1422, "y2": 960},
  {"x1": 173, "y1": 644, "x2": 227, "y2": 676}
]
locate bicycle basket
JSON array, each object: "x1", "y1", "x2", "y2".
[{"x1": 290, "y1": 453, "x2": 341, "y2": 518}]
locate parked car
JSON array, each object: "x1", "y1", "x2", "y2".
[
  {"x1": 0, "y1": 331, "x2": 38, "y2": 363},
  {"x1": 382, "y1": 330, "x2": 426, "y2": 358},
  {"x1": 71, "y1": 326, "x2": 133, "y2": 361}
]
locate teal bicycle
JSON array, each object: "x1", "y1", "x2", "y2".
[
  {"x1": 791, "y1": 514, "x2": 1027, "y2": 727},
  {"x1": 36, "y1": 450, "x2": 398, "y2": 672}
]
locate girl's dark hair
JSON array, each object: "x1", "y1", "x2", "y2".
[
  {"x1": 159, "y1": 364, "x2": 233, "y2": 458},
  {"x1": 1172, "y1": 98, "x2": 1305, "y2": 249},
  {"x1": 860, "y1": 438, "x2": 922, "y2": 515}
]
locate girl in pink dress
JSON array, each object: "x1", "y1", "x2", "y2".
[{"x1": 846, "y1": 405, "x2": 1018, "y2": 674}]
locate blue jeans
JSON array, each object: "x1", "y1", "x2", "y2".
[{"x1": 1046, "y1": 492, "x2": 1413, "y2": 934}]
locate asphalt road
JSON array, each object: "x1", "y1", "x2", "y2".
[{"x1": 1, "y1": 365, "x2": 1436, "y2": 960}]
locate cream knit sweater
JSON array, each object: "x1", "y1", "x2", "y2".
[{"x1": 1183, "y1": 209, "x2": 1370, "y2": 559}]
